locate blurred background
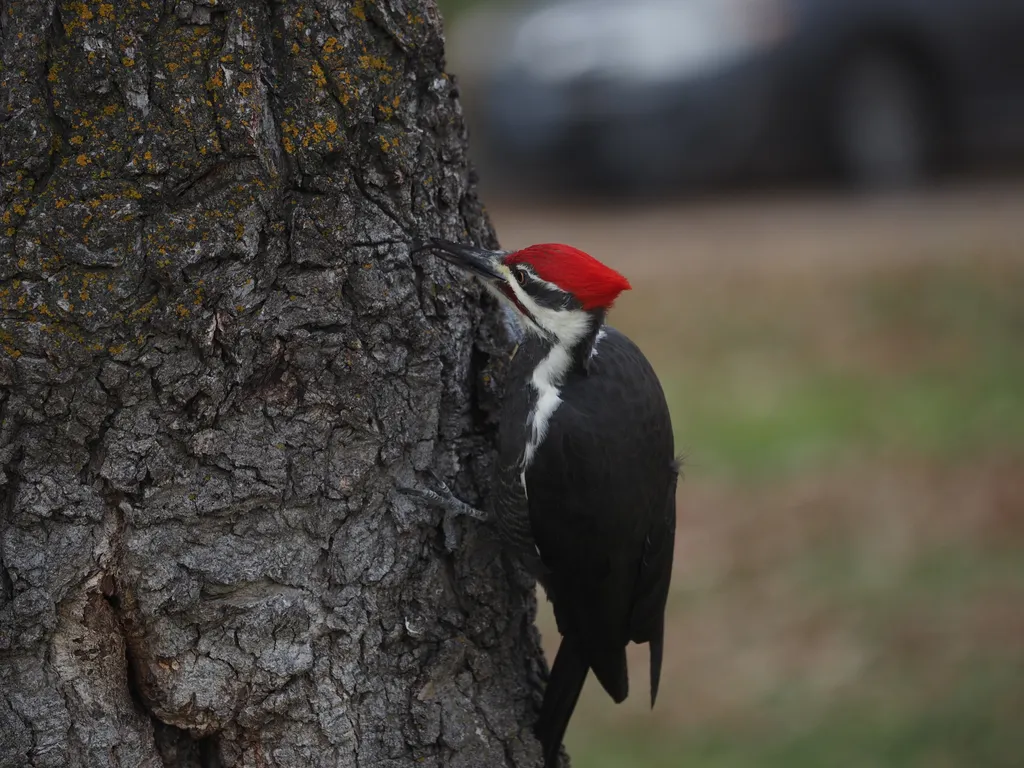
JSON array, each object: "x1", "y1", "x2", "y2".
[{"x1": 440, "y1": 0, "x2": 1024, "y2": 766}]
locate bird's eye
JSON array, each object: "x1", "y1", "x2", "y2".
[{"x1": 514, "y1": 268, "x2": 528, "y2": 286}]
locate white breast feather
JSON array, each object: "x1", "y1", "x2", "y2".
[
  {"x1": 523, "y1": 343, "x2": 570, "y2": 466},
  {"x1": 590, "y1": 327, "x2": 606, "y2": 359}
]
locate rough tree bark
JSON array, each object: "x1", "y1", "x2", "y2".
[{"x1": 0, "y1": 1, "x2": 547, "y2": 766}]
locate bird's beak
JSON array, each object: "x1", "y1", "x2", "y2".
[{"x1": 412, "y1": 238, "x2": 507, "y2": 283}]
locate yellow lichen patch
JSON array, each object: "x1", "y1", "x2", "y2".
[
  {"x1": 297, "y1": 119, "x2": 342, "y2": 150},
  {"x1": 291, "y1": 42, "x2": 300, "y2": 55},
  {"x1": 98, "y1": 3, "x2": 114, "y2": 20},
  {"x1": 351, "y1": 0, "x2": 366, "y2": 21},
  {"x1": 129, "y1": 295, "x2": 159, "y2": 321},
  {"x1": 311, "y1": 62, "x2": 327, "y2": 88},
  {"x1": 76, "y1": 154, "x2": 90, "y2": 167},
  {"x1": 333, "y1": 69, "x2": 357, "y2": 106},
  {"x1": 167, "y1": 62, "x2": 179, "y2": 73},
  {"x1": 74, "y1": 2, "x2": 94, "y2": 22},
  {"x1": 323, "y1": 37, "x2": 339, "y2": 54},
  {"x1": 280, "y1": 121, "x2": 300, "y2": 154},
  {"x1": 1, "y1": 338, "x2": 21, "y2": 359},
  {"x1": 358, "y1": 54, "x2": 392, "y2": 72}
]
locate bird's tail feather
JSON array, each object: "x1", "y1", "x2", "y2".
[
  {"x1": 649, "y1": 617, "x2": 665, "y2": 707},
  {"x1": 536, "y1": 637, "x2": 590, "y2": 768}
]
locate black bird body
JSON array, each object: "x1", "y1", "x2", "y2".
[
  {"x1": 410, "y1": 239, "x2": 678, "y2": 768},
  {"x1": 497, "y1": 327, "x2": 677, "y2": 766}
]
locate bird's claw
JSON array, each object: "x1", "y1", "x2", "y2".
[
  {"x1": 399, "y1": 471, "x2": 488, "y2": 552},
  {"x1": 427, "y1": 469, "x2": 455, "y2": 498},
  {"x1": 400, "y1": 471, "x2": 455, "y2": 507},
  {"x1": 401, "y1": 470, "x2": 488, "y2": 527},
  {"x1": 400, "y1": 471, "x2": 484, "y2": 515},
  {"x1": 399, "y1": 483, "x2": 440, "y2": 504}
]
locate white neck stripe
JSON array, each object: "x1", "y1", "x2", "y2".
[
  {"x1": 482, "y1": 265, "x2": 597, "y2": 471},
  {"x1": 522, "y1": 315, "x2": 593, "y2": 468}
]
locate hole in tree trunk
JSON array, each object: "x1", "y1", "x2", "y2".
[{"x1": 153, "y1": 721, "x2": 222, "y2": 768}]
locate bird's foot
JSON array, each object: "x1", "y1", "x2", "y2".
[
  {"x1": 403, "y1": 470, "x2": 487, "y2": 520},
  {"x1": 400, "y1": 471, "x2": 488, "y2": 551}
]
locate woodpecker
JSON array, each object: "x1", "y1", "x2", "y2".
[{"x1": 410, "y1": 239, "x2": 677, "y2": 768}]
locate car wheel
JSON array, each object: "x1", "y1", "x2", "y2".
[{"x1": 833, "y1": 51, "x2": 935, "y2": 189}]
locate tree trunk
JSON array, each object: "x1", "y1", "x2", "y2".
[{"x1": 0, "y1": 1, "x2": 545, "y2": 766}]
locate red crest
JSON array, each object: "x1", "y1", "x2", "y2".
[{"x1": 506, "y1": 244, "x2": 631, "y2": 310}]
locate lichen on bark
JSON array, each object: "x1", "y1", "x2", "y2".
[{"x1": 0, "y1": 1, "x2": 545, "y2": 766}]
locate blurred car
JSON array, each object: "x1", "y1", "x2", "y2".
[{"x1": 457, "y1": 0, "x2": 1024, "y2": 191}]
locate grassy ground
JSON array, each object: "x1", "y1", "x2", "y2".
[{"x1": 492, "y1": 189, "x2": 1024, "y2": 767}]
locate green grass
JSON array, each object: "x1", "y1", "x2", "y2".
[
  {"x1": 792, "y1": 542, "x2": 1024, "y2": 597},
  {"x1": 570, "y1": 676, "x2": 1024, "y2": 768},
  {"x1": 667, "y1": 360, "x2": 1024, "y2": 479},
  {"x1": 634, "y1": 264, "x2": 1024, "y2": 479}
]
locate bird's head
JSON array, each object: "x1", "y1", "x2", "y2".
[{"x1": 414, "y1": 239, "x2": 631, "y2": 345}]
